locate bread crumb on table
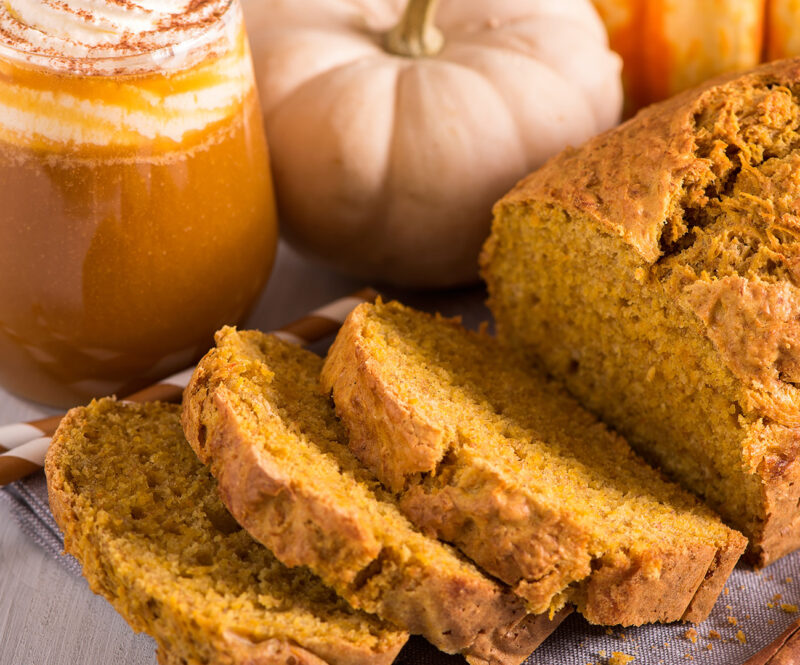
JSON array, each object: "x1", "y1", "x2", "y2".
[
  {"x1": 781, "y1": 603, "x2": 798, "y2": 613},
  {"x1": 736, "y1": 630, "x2": 746, "y2": 644},
  {"x1": 683, "y1": 628, "x2": 698, "y2": 643},
  {"x1": 607, "y1": 652, "x2": 634, "y2": 665},
  {"x1": 728, "y1": 616, "x2": 738, "y2": 626},
  {"x1": 708, "y1": 630, "x2": 721, "y2": 640}
]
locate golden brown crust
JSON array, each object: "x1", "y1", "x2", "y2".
[
  {"x1": 322, "y1": 303, "x2": 745, "y2": 626},
  {"x1": 464, "y1": 606, "x2": 572, "y2": 665},
  {"x1": 183, "y1": 381, "x2": 381, "y2": 583},
  {"x1": 497, "y1": 58, "x2": 800, "y2": 262},
  {"x1": 182, "y1": 329, "x2": 564, "y2": 663},
  {"x1": 683, "y1": 531, "x2": 751, "y2": 623},
  {"x1": 51, "y1": 410, "x2": 332, "y2": 665},
  {"x1": 156, "y1": 637, "x2": 331, "y2": 665},
  {"x1": 491, "y1": 58, "x2": 800, "y2": 430},
  {"x1": 321, "y1": 311, "x2": 448, "y2": 492},
  {"x1": 577, "y1": 538, "x2": 748, "y2": 625},
  {"x1": 46, "y1": 401, "x2": 407, "y2": 665},
  {"x1": 754, "y1": 425, "x2": 800, "y2": 565},
  {"x1": 323, "y1": 313, "x2": 593, "y2": 613},
  {"x1": 485, "y1": 58, "x2": 800, "y2": 565}
]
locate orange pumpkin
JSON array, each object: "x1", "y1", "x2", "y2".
[
  {"x1": 593, "y1": 0, "x2": 765, "y2": 112},
  {"x1": 766, "y1": 0, "x2": 800, "y2": 59}
]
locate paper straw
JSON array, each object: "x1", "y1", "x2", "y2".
[{"x1": 0, "y1": 287, "x2": 378, "y2": 486}]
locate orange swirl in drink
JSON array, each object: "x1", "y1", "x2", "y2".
[{"x1": 0, "y1": 1, "x2": 277, "y2": 406}]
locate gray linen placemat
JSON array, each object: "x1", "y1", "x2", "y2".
[{"x1": 4, "y1": 472, "x2": 800, "y2": 665}]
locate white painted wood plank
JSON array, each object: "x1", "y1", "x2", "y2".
[{"x1": 0, "y1": 499, "x2": 156, "y2": 665}]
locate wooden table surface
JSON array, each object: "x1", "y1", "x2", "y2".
[{"x1": 0, "y1": 243, "x2": 488, "y2": 665}]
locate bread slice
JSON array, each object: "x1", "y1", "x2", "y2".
[
  {"x1": 321, "y1": 300, "x2": 747, "y2": 626},
  {"x1": 45, "y1": 399, "x2": 407, "y2": 665},
  {"x1": 182, "y1": 327, "x2": 567, "y2": 665},
  {"x1": 480, "y1": 59, "x2": 800, "y2": 566}
]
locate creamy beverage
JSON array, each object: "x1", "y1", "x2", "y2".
[{"x1": 0, "y1": 0, "x2": 277, "y2": 406}]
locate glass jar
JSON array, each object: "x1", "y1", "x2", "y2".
[{"x1": 0, "y1": 1, "x2": 277, "y2": 406}]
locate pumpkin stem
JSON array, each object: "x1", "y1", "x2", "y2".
[{"x1": 385, "y1": 0, "x2": 443, "y2": 58}]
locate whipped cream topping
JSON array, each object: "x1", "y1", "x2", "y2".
[
  {"x1": 0, "y1": 0, "x2": 232, "y2": 72},
  {"x1": 0, "y1": 0, "x2": 253, "y2": 145},
  {"x1": 0, "y1": 0, "x2": 255, "y2": 146}
]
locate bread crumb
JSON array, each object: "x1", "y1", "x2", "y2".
[
  {"x1": 768, "y1": 602, "x2": 775, "y2": 609},
  {"x1": 739, "y1": 585, "x2": 745, "y2": 590},
  {"x1": 607, "y1": 653, "x2": 634, "y2": 665},
  {"x1": 723, "y1": 587, "x2": 729, "y2": 595},
  {"x1": 781, "y1": 604, "x2": 798, "y2": 613},
  {"x1": 606, "y1": 628, "x2": 614, "y2": 635},
  {"x1": 736, "y1": 630, "x2": 746, "y2": 645},
  {"x1": 684, "y1": 655, "x2": 693, "y2": 661},
  {"x1": 708, "y1": 630, "x2": 721, "y2": 640},
  {"x1": 786, "y1": 577, "x2": 794, "y2": 583},
  {"x1": 599, "y1": 650, "x2": 606, "y2": 658},
  {"x1": 769, "y1": 619, "x2": 776, "y2": 625},
  {"x1": 728, "y1": 616, "x2": 738, "y2": 626},
  {"x1": 705, "y1": 644, "x2": 713, "y2": 651},
  {"x1": 684, "y1": 629, "x2": 698, "y2": 644},
  {"x1": 774, "y1": 593, "x2": 783, "y2": 601}
]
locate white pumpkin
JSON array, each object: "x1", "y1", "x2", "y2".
[{"x1": 243, "y1": 0, "x2": 622, "y2": 287}]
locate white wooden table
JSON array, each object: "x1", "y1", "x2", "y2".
[{"x1": 0, "y1": 243, "x2": 488, "y2": 665}]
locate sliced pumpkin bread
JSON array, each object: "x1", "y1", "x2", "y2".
[
  {"x1": 480, "y1": 58, "x2": 800, "y2": 566},
  {"x1": 45, "y1": 399, "x2": 407, "y2": 665},
  {"x1": 321, "y1": 300, "x2": 747, "y2": 626},
  {"x1": 182, "y1": 327, "x2": 567, "y2": 665}
]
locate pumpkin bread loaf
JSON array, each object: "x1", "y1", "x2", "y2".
[
  {"x1": 182, "y1": 328, "x2": 566, "y2": 665},
  {"x1": 481, "y1": 58, "x2": 800, "y2": 565},
  {"x1": 44, "y1": 399, "x2": 407, "y2": 665},
  {"x1": 321, "y1": 301, "x2": 747, "y2": 626}
]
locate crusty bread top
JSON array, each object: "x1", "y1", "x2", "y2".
[
  {"x1": 182, "y1": 328, "x2": 565, "y2": 665},
  {"x1": 45, "y1": 399, "x2": 407, "y2": 665},
  {"x1": 495, "y1": 57, "x2": 800, "y2": 264},
  {"x1": 488, "y1": 57, "x2": 800, "y2": 427}
]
